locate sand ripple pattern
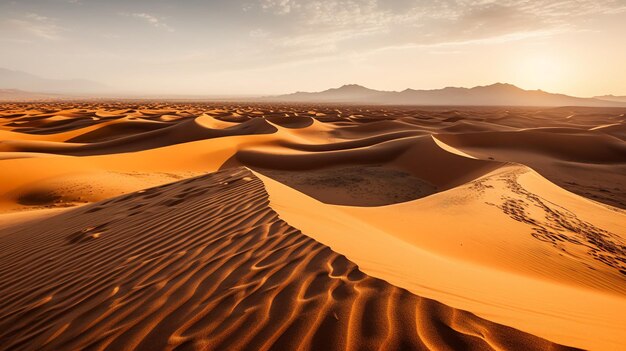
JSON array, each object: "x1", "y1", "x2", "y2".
[{"x1": 0, "y1": 168, "x2": 575, "y2": 350}]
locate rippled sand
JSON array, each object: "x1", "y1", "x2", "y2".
[{"x1": 0, "y1": 102, "x2": 624, "y2": 350}]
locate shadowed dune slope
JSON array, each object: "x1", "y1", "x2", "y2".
[
  {"x1": 435, "y1": 130, "x2": 626, "y2": 164},
  {"x1": 0, "y1": 168, "x2": 575, "y2": 351},
  {"x1": 228, "y1": 135, "x2": 502, "y2": 205}
]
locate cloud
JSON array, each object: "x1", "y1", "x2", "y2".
[
  {"x1": 249, "y1": 28, "x2": 270, "y2": 38},
  {"x1": 246, "y1": 0, "x2": 626, "y2": 59},
  {"x1": 101, "y1": 33, "x2": 121, "y2": 39},
  {"x1": 260, "y1": 0, "x2": 297, "y2": 14},
  {"x1": 259, "y1": 0, "x2": 393, "y2": 29},
  {"x1": 7, "y1": 13, "x2": 65, "y2": 40},
  {"x1": 251, "y1": 0, "x2": 398, "y2": 55},
  {"x1": 123, "y1": 12, "x2": 174, "y2": 32}
]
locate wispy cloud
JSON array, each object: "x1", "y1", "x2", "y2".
[
  {"x1": 7, "y1": 13, "x2": 65, "y2": 40},
  {"x1": 249, "y1": 28, "x2": 270, "y2": 38},
  {"x1": 259, "y1": 0, "x2": 394, "y2": 30},
  {"x1": 260, "y1": 0, "x2": 297, "y2": 14},
  {"x1": 251, "y1": 0, "x2": 398, "y2": 56},
  {"x1": 245, "y1": 0, "x2": 626, "y2": 61},
  {"x1": 122, "y1": 12, "x2": 174, "y2": 32}
]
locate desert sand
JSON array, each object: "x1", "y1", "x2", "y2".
[{"x1": 0, "y1": 102, "x2": 624, "y2": 350}]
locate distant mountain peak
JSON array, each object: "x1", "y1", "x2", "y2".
[
  {"x1": 335, "y1": 84, "x2": 371, "y2": 91},
  {"x1": 476, "y1": 82, "x2": 520, "y2": 90},
  {"x1": 441, "y1": 86, "x2": 464, "y2": 91},
  {"x1": 339, "y1": 84, "x2": 363, "y2": 88}
]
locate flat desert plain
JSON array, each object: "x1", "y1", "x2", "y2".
[{"x1": 0, "y1": 102, "x2": 625, "y2": 351}]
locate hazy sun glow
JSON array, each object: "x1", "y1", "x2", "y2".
[{"x1": 516, "y1": 53, "x2": 568, "y2": 91}]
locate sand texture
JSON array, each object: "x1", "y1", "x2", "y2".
[{"x1": 1, "y1": 102, "x2": 624, "y2": 350}]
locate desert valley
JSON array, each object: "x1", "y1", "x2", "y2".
[{"x1": 0, "y1": 101, "x2": 624, "y2": 350}]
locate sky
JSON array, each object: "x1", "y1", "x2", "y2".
[{"x1": 0, "y1": 0, "x2": 625, "y2": 96}]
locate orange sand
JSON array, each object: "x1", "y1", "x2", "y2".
[{"x1": 0, "y1": 102, "x2": 624, "y2": 350}]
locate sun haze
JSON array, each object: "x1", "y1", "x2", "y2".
[{"x1": 0, "y1": 0, "x2": 625, "y2": 96}]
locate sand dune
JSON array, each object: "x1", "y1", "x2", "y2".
[
  {"x1": 435, "y1": 130, "x2": 626, "y2": 163},
  {"x1": 0, "y1": 168, "x2": 575, "y2": 351},
  {"x1": 257, "y1": 164, "x2": 626, "y2": 349},
  {"x1": 0, "y1": 115, "x2": 277, "y2": 156},
  {"x1": 232, "y1": 135, "x2": 501, "y2": 205},
  {"x1": 436, "y1": 130, "x2": 626, "y2": 208},
  {"x1": 0, "y1": 102, "x2": 624, "y2": 350}
]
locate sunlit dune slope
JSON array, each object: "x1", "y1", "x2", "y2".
[
  {"x1": 257, "y1": 162, "x2": 626, "y2": 350},
  {"x1": 0, "y1": 168, "x2": 574, "y2": 351}
]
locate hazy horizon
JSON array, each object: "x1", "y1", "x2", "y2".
[{"x1": 1, "y1": 0, "x2": 625, "y2": 96}]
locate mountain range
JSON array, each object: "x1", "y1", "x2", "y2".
[
  {"x1": 0, "y1": 68, "x2": 109, "y2": 95},
  {"x1": 266, "y1": 83, "x2": 626, "y2": 107},
  {"x1": 593, "y1": 95, "x2": 626, "y2": 103}
]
